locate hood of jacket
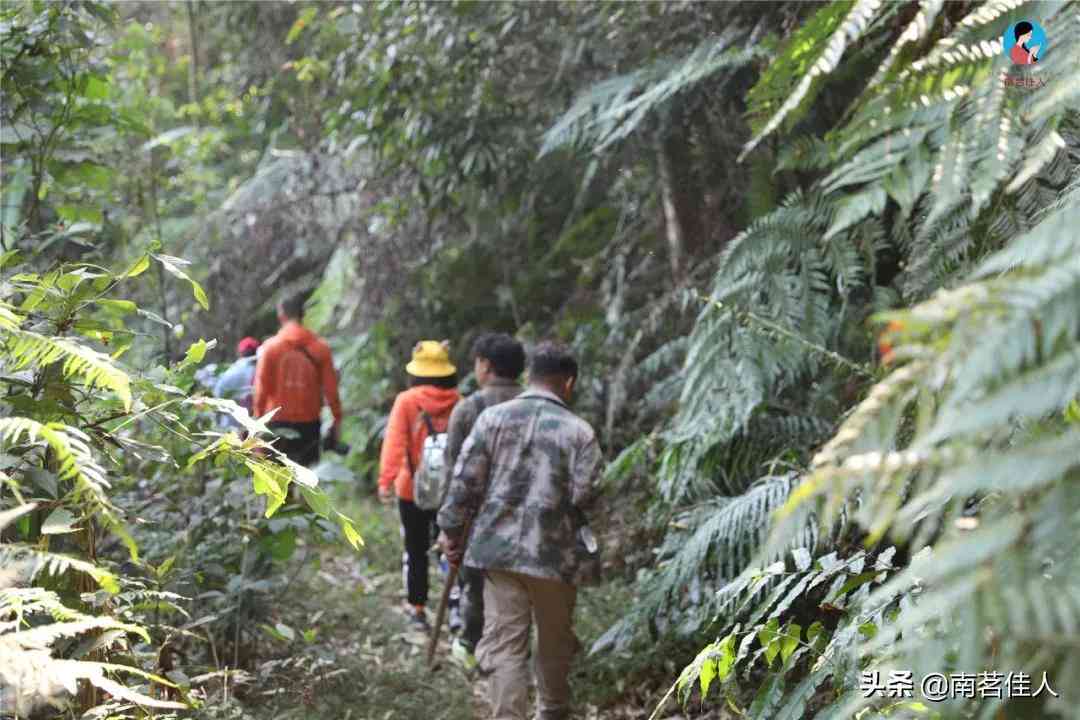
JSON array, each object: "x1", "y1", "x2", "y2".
[
  {"x1": 403, "y1": 384, "x2": 460, "y2": 418},
  {"x1": 276, "y1": 321, "x2": 318, "y2": 348}
]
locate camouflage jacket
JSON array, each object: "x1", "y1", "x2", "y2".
[
  {"x1": 437, "y1": 388, "x2": 603, "y2": 585},
  {"x1": 441, "y1": 377, "x2": 522, "y2": 495}
]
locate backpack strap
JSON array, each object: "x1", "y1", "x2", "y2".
[
  {"x1": 418, "y1": 409, "x2": 437, "y2": 437},
  {"x1": 286, "y1": 340, "x2": 320, "y2": 376},
  {"x1": 406, "y1": 406, "x2": 438, "y2": 478}
]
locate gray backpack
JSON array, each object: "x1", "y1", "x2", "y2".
[{"x1": 412, "y1": 411, "x2": 448, "y2": 511}]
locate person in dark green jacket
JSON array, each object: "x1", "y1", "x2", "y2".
[
  {"x1": 440, "y1": 332, "x2": 525, "y2": 670},
  {"x1": 439, "y1": 342, "x2": 602, "y2": 720}
]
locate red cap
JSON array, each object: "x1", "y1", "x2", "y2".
[{"x1": 237, "y1": 336, "x2": 260, "y2": 356}]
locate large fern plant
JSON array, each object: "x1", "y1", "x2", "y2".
[
  {"x1": 541, "y1": 0, "x2": 1080, "y2": 710},
  {"x1": 670, "y1": 198, "x2": 1080, "y2": 719}
]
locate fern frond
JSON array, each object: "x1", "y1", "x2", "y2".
[
  {"x1": 0, "y1": 302, "x2": 20, "y2": 330},
  {"x1": 541, "y1": 32, "x2": 765, "y2": 156},
  {"x1": 0, "y1": 503, "x2": 36, "y2": 532},
  {"x1": 667, "y1": 476, "x2": 813, "y2": 591},
  {"x1": 768, "y1": 184, "x2": 1080, "y2": 714},
  {"x1": 973, "y1": 197, "x2": 1080, "y2": 275},
  {"x1": 0, "y1": 328, "x2": 132, "y2": 410},
  {"x1": 0, "y1": 417, "x2": 123, "y2": 533},
  {"x1": 740, "y1": 0, "x2": 886, "y2": 161},
  {"x1": 0, "y1": 546, "x2": 119, "y2": 593},
  {"x1": 1, "y1": 588, "x2": 185, "y2": 712},
  {"x1": 8, "y1": 616, "x2": 148, "y2": 650},
  {"x1": 865, "y1": 0, "x2": 945, "y2": 88}
]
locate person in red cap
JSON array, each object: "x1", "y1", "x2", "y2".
[{"x1": 213, "y1": 335, "x2": 261, "y2": 427}]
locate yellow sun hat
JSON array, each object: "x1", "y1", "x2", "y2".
[{"x1": 406, "y1": 340, "x2": 456, "y2": 378}]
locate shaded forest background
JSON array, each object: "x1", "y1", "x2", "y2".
[{"x1": 2, "y1": 1, "x2": 1079, "y2": 719}]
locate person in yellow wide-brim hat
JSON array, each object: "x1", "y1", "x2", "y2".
[
  {"x1": 406, "y1": 340, "x2": 458, "y2": 378},
  {"x1": 377, "y1": 340, "x2": 460, "y2": 630}
]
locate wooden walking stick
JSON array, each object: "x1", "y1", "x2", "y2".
[{"x1": 428, "y1": 517, "x2": 472, "y2": 667}]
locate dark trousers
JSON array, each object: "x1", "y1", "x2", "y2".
[
  {"x1": 268, "y1": 420, "x2": 321, "y2": 467},
  {"x1": 460, "y1": 565, "x2": 485, "y2": 651},
  {"x1": 399, "y1": 498, "x2": 437, "y2": 606}
]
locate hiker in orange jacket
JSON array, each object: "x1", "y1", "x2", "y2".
[
  {"x1": 253, "y1": 293, "x2": 343, "y2": 466},
  {"x1": 378, "y1": 340, "x2": 460, "y2": 629}
]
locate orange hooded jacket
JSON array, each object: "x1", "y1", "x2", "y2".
[
  {"x1": 378, "y1": 385, "x2": 460, "y2": 502},
  {"x1": 252, "y1": 321, "x2": 343, "y2": 424}
]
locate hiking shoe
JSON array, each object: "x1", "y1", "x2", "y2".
[
  {"x1": 448, "y1": 605, "x2": 463, "y2": 634},
  {"x1": 450, "y1": 637, "x2": 478, "y2": 672},
  {"x1": 405, "y1": 604, "x2": 429, "y2": 631}
]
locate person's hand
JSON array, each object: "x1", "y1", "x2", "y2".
[
  {"x1": 440, "y1": 531, "x2": 464, "y2": 567},
  {"x1": 1031, "y1": 44, "x2": 1041, "y2": 58},
  {"x1": 377, "y1": 485, "x2": 394, "y2": 505}
]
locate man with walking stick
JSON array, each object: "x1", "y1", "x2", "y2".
[
  {"x1": 439, "y1": 332, "x2": 525, "y2": 671},
  {"x1": 438, "y1": 342, "x2": 602, "y2": 720}
]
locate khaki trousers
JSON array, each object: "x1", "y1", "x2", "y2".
[{"x1": 477, "y1": 570, "x2": 579, "y2": 720}]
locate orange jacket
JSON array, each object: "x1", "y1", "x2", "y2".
[
  {"x1": 378, "y1": 385, "x2": 460, "y2": 501},
  {"x1": 252, "y1": 322, "x2": 343, "y2": 424}
]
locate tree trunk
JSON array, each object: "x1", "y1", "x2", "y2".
[
  {"x1": 656, "y1": 123, "x2": 703, "y2": 283},
  {"x1": 186, "y1": 1, "x2": 201, "y2": 109}
]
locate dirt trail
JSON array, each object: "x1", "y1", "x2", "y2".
[{"x1": 240, "y1": 489, "x2": 695, "y2": 719}]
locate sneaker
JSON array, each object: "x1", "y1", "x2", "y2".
[
  {"x1": 450, "y1": 637, "x2": 478, "y2": 672},
  {"x1": 448, "y1": 605, "x2": 463, "y2": 634},
  {"x1": 405, "y1": 604, "x2": 429, "y2": 631}
]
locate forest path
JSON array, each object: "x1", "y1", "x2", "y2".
[{"x1": 245, "y1": 481, "x2": 677, "y2": 719}]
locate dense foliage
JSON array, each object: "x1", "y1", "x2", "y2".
[{"x1": 2, "y1": 0, "x2": 1078, "y2": 718}]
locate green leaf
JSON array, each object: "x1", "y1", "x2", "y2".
[
  {"x1": 192, "y1": 282, "x2": 209, "y2": 311},
  {"x1": 780, "y1": 622, "x2": 801, "y2": 664},
  {"x1": 136, "y1": 307, "x2": 172, "y2": 327},
  {"x1": 41, "y1": 508, "x2": 80, "y2": 535},
  {"x1": 95, "y1": 298, "x2": 137, "y2": 316},
  {"x1": 759, "y1": 617, "x2": 781, "y2": 666},
  {"x1": 699, "y1": 655, "x2": 718, "y2": 699},
  {"x1": 178, "y1": 338, "x2": 214, "y2": 369},
  {"x1": 153, "y1": 254, "x2": 209, "y2": 310},
  {"x1": 300, "y1": 486, "x2": 332, "y2": 517},
  {"x1": 156, "y1": 555, "x2": 176, "y2": 578},
  {"x1": 0, "y1": 249, "x2": 23, "y2": 270},
  {"x1": 249, "y1": 461, "x2": 288, "y2": 517},
  {"x1": 340, "y1": 518, "x2": 364, "y2": 550},
  {"x1": 83, "y1": 74, "x2": 109, "y2": 100},
  {"x1": 260, "y1": 527, "x2": 297, "y2": 562},
  {"x1": 124, "y1": 255, "x2": 150, "y2": 278},
  {"x1": 56, "y1": 205, "x2": 103, "y2": 225}
]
